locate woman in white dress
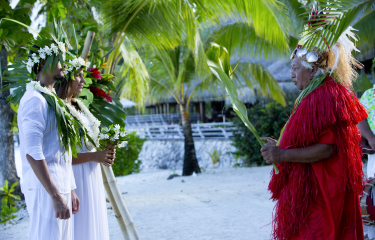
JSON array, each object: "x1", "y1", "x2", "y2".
[{"x1": 55, "y1": 67, "x2": 114, "y2": 240}]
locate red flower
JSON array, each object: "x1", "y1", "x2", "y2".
[
  {"x1": 90, "y1": 86, "x2": 113, "y2": 102},
  {"x1": 87, "y1": 68, "x2": 102, "y2": 81}
]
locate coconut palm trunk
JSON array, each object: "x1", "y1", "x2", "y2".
[
  {"x1": 0, "y1": 45, "x2": 20, "y2": 195},
  {"x1": 180, "y1": 103, "x2": 201, "y2": 176}
]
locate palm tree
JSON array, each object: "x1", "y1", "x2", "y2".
[{"x1": 101, "y1": 0, "x2": 293, "y2": 175}]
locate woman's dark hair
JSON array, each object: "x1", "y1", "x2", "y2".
[
  {"x1": 55, "y1": 78, "x2": 71, "y2": 99},
  {"x1": 55, "y1": 77, "x2": 79, "y2": 100}
]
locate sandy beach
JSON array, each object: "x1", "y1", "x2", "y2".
[{"x1": 1, "y1": 166, "x2": 276, "y2": 240}]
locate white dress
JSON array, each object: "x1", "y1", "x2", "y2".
[{"x1": 72, "y1": 114, "x2": 109, "y2": 240}]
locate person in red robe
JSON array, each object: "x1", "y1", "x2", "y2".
[{"x1": 260, "y1": 7, "x2": 367, "y2": 238}]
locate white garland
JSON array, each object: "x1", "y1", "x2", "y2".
[
  {"x1": 24, "y1": 42, "x2": 67, "y2": 74},
  {"x1": 26, "y1": 81, "x2": 56, "y2": 96},
  {"x1": 65, "y1": 98, "x2": 101, "y2": 151}
]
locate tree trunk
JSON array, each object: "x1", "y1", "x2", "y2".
[
  {"x1": 180, "y1": 104, "x2": 201, "y2": 176},
  {"x1": 0, "y1": 46, "x2": 20, "y2": 195}
]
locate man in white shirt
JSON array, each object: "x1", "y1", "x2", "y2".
[{"x1": 18, "y1": 49, "x2": 80, "y2": 240}]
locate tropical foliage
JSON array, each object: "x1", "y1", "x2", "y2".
[
  {"x1": 206, "y1": 148, "x2": 221, "y2": 169},
  {"x1": 301, "y1": 0, "x2": 375, "y2": 52},
  {"x1": 232, "y1": 101, "x2": 293, "y2": 166},
  {"x1": 0, "y1": 180, "x2": 24, "y2": 225},
  {"x1": 112, "y1": 132, "x2": 146, "y2": 176},
  {"x1": 77, "y1": 45, "x2": 127, "y2": 128},
  {"x1": 100, "y1": 0, "x2": 297, "y2": 175}
]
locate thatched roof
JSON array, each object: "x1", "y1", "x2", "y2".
[{"x1": 145, "y1": 59, "x2": 295, "y2": 107}]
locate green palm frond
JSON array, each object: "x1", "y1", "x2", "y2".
[
  {"x1": 201, "y1": 0, "x2": 290, "y2": 51},
  {"x1": 233, "y1": 63, "x2": 286, "y2": 106},
  {"x1": 279, "y1": 0, "x2": 315, "y2": 34},
  {"x1": 114, "y1": 41, "x2": 149, "y2": 110},
  {"x1": 301, "y1": 0, "x2": 375, "y2": 51},
  {"x1": 206, "y1": 43, "x2": 280, "y2": 173},
  {"x1": 2, "y1": 60, "x2": 32, "y2": 104},
  {"x1": 353, "y1": 7, "x2": 375, "y2": 53},
  {"x1": 89, "y1": 98, "x2": 126, "y2": 127},
  {"x1": 208, "y1": 22, "x2": 297, "y2": 60}
]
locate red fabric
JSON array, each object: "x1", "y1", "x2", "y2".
[
  {"x1": 268, "y1": 77, "x2": 367, "y2": 240},
  {"x1": 291, "y1": 130, "x2": 364, "y2": 240}
]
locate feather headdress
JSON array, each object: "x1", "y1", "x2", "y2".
[{"x1": 291, "y1": 1, "x2": 373, "y2": 88}]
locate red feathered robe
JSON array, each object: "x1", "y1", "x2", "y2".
[{"x1": 269, "y1": 77, "x2": 367, "y2": 240}]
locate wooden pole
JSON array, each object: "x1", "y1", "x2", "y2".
[
  {"x1": 80, "y1": 32, "x2": 138, "y2": 240},
  {"x1": 101, "y1": 165, "x2": 141, "y2": 240},
  {"x1": 80, "y1": 31, "x2": 95, "y2": 60},
  {"x1": 101, "y1": 167, "x2": 131, "y2": 240}
]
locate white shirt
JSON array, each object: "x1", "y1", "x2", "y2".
[{"x1": 18, "y1": 89, "x2": 76, "y2": 194}]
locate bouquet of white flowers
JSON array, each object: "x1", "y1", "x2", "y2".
[{"x1": 98, "y1": 124, "x2": 128, "y2": 151}]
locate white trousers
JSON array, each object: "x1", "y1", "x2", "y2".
[{"x1": 24, "y1": 188, "x2": 73, "y2": 240}]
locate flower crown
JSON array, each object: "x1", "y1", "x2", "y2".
[
  {"x1": 65, "y1": 56, "x2": 90, "y2": 73},
  {"x1": 25, "y1": 41, "x2": 67, "y2": 74}
]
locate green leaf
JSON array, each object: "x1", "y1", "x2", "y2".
[
  {"x1": 93, "y1": 98, "x2": 126, "y2": 119},
  {"x1": 58, "y1": 53, "x2": 64, "y2": 66},
  {"x1": 99, "y1": 45, "x2": 117, "y2": 61},
  {"x1": 0, "y1": 18, "x2": 40, "y2": 37},
  {"x1": 78, "y1": 88, "x2": 94, "y2": 102},
  {"x1": 83, "y1": 78, "x2": 93, "y2": 87},
  {"x1": 9, "y1": 182, "x2": 18, "y2": 191},
  {"x1": 51, "y1": 2, "x2": 66, "y2": 19},
  {"x1": 43, "y1": 55, "x2": 54, "y2": 76},
  {"x1": 2, "y1": 181, "x2": 8, "y2": 192},
  {"x1": 353, "y1": 72, "x2": 372, "y2": 93},
  {"x1": 51, "y1": 55, "x2": 59, "y2": 72}
]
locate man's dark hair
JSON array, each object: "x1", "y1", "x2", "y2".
[{"x1": 29, "y1": 45, "x2": 42, "y2": 75}]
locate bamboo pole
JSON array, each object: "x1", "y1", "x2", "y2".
[
  {"x1": 101, "y1": 166, "x2": 131, "y2": 240},
  {"x1": 80, "y1": 31, "x2": 95, "y2": 60},
  {"x1": 101, "y1": 165, "x2": 141, "y2": 240},
  {"x1": 80, "y1": 32, "x2": 138, "y2": 239}
]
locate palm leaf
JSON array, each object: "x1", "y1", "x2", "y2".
[
  {"x1": 210, "y1": 64, "x2": 279, "y2": 173},
  {"x1": 234, "y1": 63, "x2": 286, "y2": 106},
  {"x1": 0, "y1": 18, "x2": 40, "y2": 37},
  {"x1": 114, "y1": 41, "x2": 149, "y2": 110},
  {"x1": 301, "y1": 0, "x2": 375, "y2": 51},
  {"x1": 207, "y1": 43, "x2": 280, "y2": 173},
  {"x1": 89, "y1": 97, "x2": 126, "y2": 128},
  {"x1": 208, "y1": 22, "x2": 297, "y2": 60},
  {"x1": 353, "y1": 7, "x2": 375, "y2": 54}
]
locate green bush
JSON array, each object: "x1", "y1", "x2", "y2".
[
  {"x1": 231, "y1": 101, "x2": 293, "y2": 166},
  {"x1": 113, "y1": 132, "x2": 146, "y2": 176},
  {"x1": 0, "y1": 181, "x2": 24, "y2": 225}
]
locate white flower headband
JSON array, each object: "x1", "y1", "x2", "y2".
[
  {"x1": 24, "y1": 41, "x2": 67, "y2": 74},
  {"x1": 65, "y1": 56, "x2": 90, "y2": 73}
]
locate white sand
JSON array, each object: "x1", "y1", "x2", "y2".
[{"x1": 0, "y1": 166, "x2": 276, "y2": 240}]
